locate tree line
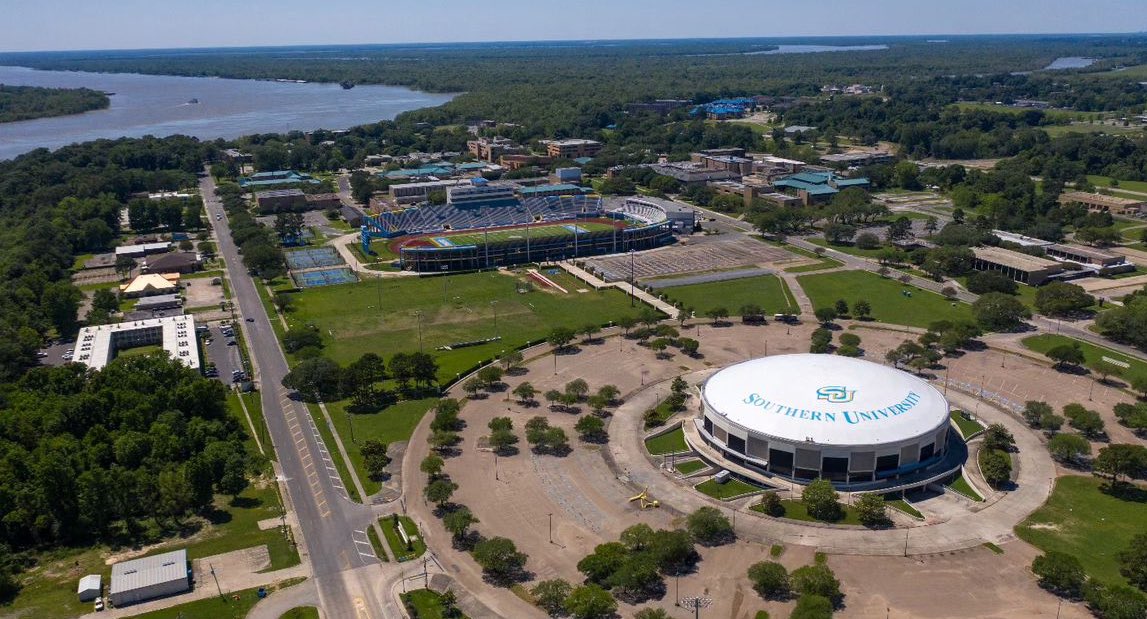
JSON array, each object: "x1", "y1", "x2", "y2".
[{"x1": 0, "y1": 84, "x2": 109, "y2": 123}]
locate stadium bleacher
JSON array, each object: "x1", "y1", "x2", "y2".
[{"x1": 373, "y1": 195, "x2": 606, "y2": 236}]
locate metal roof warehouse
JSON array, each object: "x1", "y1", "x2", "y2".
[{"x1": 109, "y1": 549, "x2": 191, "y2": 606}]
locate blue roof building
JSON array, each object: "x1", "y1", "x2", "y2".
[
  {"x1": 773, "y1": 172, "x2": 870, "y2": 206},
  {"x1": 238, "y1": 170, "x2": 320, "y2": 188}
]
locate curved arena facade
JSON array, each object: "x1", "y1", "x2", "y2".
[{"x1": 695, "y1": 354, "x2": 952, "y2": 484}]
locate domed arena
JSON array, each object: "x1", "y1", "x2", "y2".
[{"x1": 696, "y1": 354, "x2": 953, "y2": 484}]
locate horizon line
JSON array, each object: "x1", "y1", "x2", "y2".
[{"x1": 1, "y1": 31, "x2": 1145, "y2": 56}]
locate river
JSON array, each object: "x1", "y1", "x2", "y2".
[{"x1": 0, "y1": 65, "x2": 455, "y2": 160}]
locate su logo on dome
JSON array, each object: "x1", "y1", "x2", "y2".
[{"x1": 816, "y1": 385, "x2": 855, "y2": 404}]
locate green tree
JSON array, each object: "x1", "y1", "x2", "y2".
[
  {"x1": 1036, "y1": 282, "x2": 1095, "y2": 317},
  {"x1": 564, "y1": 584, "x2": 617, "y2": 619},
  {"x1": 685, "y1": 506, "x2": 734, "y2": 546},
  {"x1": 790, "y1": 594, "x2": 834, "y2": 619},
  {"x1": 982, "y1": 424, "x2": 1015, "y2": 452},
  {"x1": 747, "y1": 560, "x2": 790, "y2": 599},
  {"x1": 443, "y1": 506, "x2": 478, "y2": 541},
  {"x1": 1045, "y1": 343, "x2": 1084, "y2": 370},
  {"x1": 565, "y1": 378, "x2": 590, "y2": 401},
  {"x1": 852, "y1": 299, "x2": 871, "y2": 320},
  {"x1": 980, "y1": 449, "x2": 1012, "y2": 488},
  {"x1": 472, "y1": 536, "x2": 527, "y2": 584},
  {"x1": 360, "y1": 440, "x2": 390, "y2": 481},
  {"x1": 1032, "y1": 551, "x2": 1087, "y2": 598},
  {"x1": 1093, "y1": 444, "x2": 1147, "y2": 484},
  {"x1": 758, "y1": 492, "x2": 784, "y2": 517},
  {"x1": 791, "y1": 563, "x2": 843, "y2": 605},
  {"x1": 575, "y1": 415, "x2": 607, "y2": 442},
  {"x1": 802, "y1": 479, "x2": 841, "y2": 522},
  {"x1": 1047, "y1": 433, "x2": 1090, "y2": 464},
  {"x1": 489, "y1": 428, "x2": 519, "y2": 454},
  {"x1": 814, "y1": 307, "x2": 838, "y2": 325},
  {"x1": 1022, "y1": 401, "x2": 1054, "y2": 427},
  {"x1": 1119, "y1": 532, "x2": 1147, "y2": 592},
  {"x1": 855, "y1": 493, "x2": 888, "y2": 527},
  {"x1": 972, "y1": 292, "x2": 1030, "y2": 331},
  {"x1": 420, "y1": 454, "x2": 445, "y2": 479},
  {"x1": 531, "y1": 579, "x2": 573, "y2": 616},
  {"x1": 513, "y1": 381, "x2": 537, "y2": 404},
  {"x1": 548, "y1": 326, "x2": 577, "y2": 351},
  {"x1": 424, "y1": 478, "x2": 458, "y2": 507}
]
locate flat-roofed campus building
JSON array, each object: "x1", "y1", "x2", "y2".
[
  {"x1": 389, "y1": 179, "x2": 471, "y2": 205},
  {"x1": 972, "y1": 246, "x2": 1065, "y2": 285},
  {"x1": 74, "y1": 315, "x2": 201, "y2": 372},
  {"x1": 773, "y1": 171, "x2": 871, "y2": 206},
  {"x1": 543, "y1": 139, "x2": 602, "y2": 159},
  {"x1": 819, "y1": 150, "x2": 896, "y2": 167},
  {"x1": 1045, "y1": 243, "x2": 1133, "y2": 273},
  {"x1": 447, "y1": 182, "x2": 518, "y2": 208},
  {"x1": 1058, "y1": 191, "x2": 1144, "y2": 215},
  {"x1": 109, "y1": 549, "x2": 191, "y2": 607}
]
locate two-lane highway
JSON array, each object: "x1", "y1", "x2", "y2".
[{"x1": 199, "y1": 170, "x2": 394, "y2": 618}]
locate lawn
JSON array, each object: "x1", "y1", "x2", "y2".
[
  {"x1": 785, "y1": 257, "x2": 844, "y2": 273},
  {"x1": 806, "y1": 237, "x2": 889, "y2": 260},
  {"x1": 1087, "y1": 175, "x2": 1147, "y2": 194},
  {"x1": 659, "y1": 274, "x2": 799, "y2": 316},
  {"x1": 381, "y1": 515, "x2": 427, "y2": 562},
  {"x1": 401, "y1": 589, "x2": 469, "y2": 619},
  {"x1": 750, "y1": 499, "x2": 863, "y2": 525},
  {"x1": 131, "y1": 577, "x2": 305, "y2": 619},
  {"x1": 946, "y1": 474, "x2": 984, "y2": 502},
  {"x1": 645, "y1": 427, "x2": 688, "y2": 455},
  {"x1": 950, "y1": 410, "x2": 985, "y2": 439},
  {"x1": 284, "y1": 270, "x2": 644, "y2": 381},
  {"x1": 695, "y1": 478, "x2": 763, "y2": 500},
  {"x1": 279, "y1": 607, "x2": 321, "y2": 619},
  {"x1": 1022, "y1": 334, "x2": 1147, "y2": 386},
  {"x1": 227, "y1": 390, "x2": 273, "y2": 462},
  {"x1": 1016, "y1": 476, "x2": 1147, "y2": 585},
  {"x1": 887, "y1": 498, "x2": 924, "y2": 519},
  {"x1": 675, "y1": 459, "x2": 709, "y2": 475},
  {"x1": 797, "y1": 270, "x2": 973, "y2": 328},
  {"x1": 117, "y1": 344, "x2": 163, "y2": 358},
  {"x1": 329, "y1": 398, "x2": 438, "y2": 496},
  {"x1": 1043, "y1": 124, "x2": 1144, "y2": 138}
]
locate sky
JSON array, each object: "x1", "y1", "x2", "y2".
[{"x1": 2, "y1": 0, "x2": 1146, "y2": 52}]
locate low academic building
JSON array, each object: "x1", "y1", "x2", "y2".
[
  {"x1": 971, "y1": 246, "x2": 1065, "y2": 285},
  {"x1": 74, "y1": 315, "x2": 200, "y2": 372}
]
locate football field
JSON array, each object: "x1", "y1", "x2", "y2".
[{"x1": 428, "y1": 221, "x2": 619, "y2": 247}]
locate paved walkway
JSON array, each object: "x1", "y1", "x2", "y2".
[
  {"x1": 555, "y1": 261, "x2": 680, "y2": 319},
  {"x1": 246, "y1": 579, "x2": 321, "y2": 619},
  {"x1": 779, "y1": 271, "x2": 815, "y2": 315},
  {"x1": 607, "y1": 375, "x2": 1056, "y2": 556}
]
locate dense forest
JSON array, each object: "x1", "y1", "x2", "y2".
[
  {"x1": 0, "y1": 84, "x2": 109, "y2": 123},
  {"x1": 0, "y1": 355, "x2": 256, "y2": 598}
]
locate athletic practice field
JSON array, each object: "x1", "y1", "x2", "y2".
[
  {"x1": 285, "y1": 269, "x2": 647, "y2": 380},
  {"x1": 398, "y1": 219, "x2": 623, "y2": 250}
]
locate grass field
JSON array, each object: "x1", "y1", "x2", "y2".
[
  {"x1": 1016, "y1": 476, "x2": 1147, "y2": 585},
  {"x1": 797, "y1": 270, "x2": 973, "y2": 328},
  {"x1": 1087, "y1": 175, "x2": 1147, "y2": 194},
  {"x1": 695, "y1": 478, "x2": 763, "y2": 500},
  {"x1": 750, "y1": 499, "x2": 863, "y2": 525},
  {"x1": 131, "y1": 578, "x2": 306, "y2": 619},
  {"x1": 887, "y1": 499, "x2": 924, "y2": 519},
  {"x1": 950, "y1": 410, "x2": 986, "y2": 439},
  {"x1": 402, "y1": 589, "x2": 469, "y2": 619},
  {"x1": 1022, "y1": 334, "x2": 1147, "y2": 386},
  {"x1": 675, "y1": 459, "x2": 709, "y2": 475},
  {"x1": 806, "y1": 237, "x2": 889, "y2": 260},
  {"x1": 947, "y1": 474, "x2": 984, "y2": 502},
  {"x1": 645, "y1": 427, "x2": 688, "y2": 455},
  {"x1": 279, "y1": 607, "x2": 321, "y2": 619},
  {"x1": 284, "y1": 269, "x2": 644, "y2": 381},
  {"x1": 420, "y1": 221, "x2": 619, "y2": 248},
  {"x1": 381, "y1": 515, "x2": 426, "y2": 562},
  {"x1": 659, "y1": 274, "x2": 799, "y2": 316},
  {"x1": 1043, "y1": 124, "x2": 1144, "y2": 137},
  {"x1": 331, "y1": 398, "x2": 438, "y2": 495}
]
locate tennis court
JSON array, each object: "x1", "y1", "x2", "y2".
[
  {"x1": 293, "y1": 267, "x2": 358, "y2": 288},
  {"x1": 286, "y1": 246, "x2": 344, "y2": 270}
]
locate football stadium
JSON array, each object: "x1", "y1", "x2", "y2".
[
  {"x1": 360, "y1": 181, "x2": 689, "y2": 272},
  {"x1": 694, "y1": 354, "x2": 959, "y2": 487}
]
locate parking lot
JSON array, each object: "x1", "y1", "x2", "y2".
[{"x1": 201, "y1": 321, "x2": 248, "y2": 386}]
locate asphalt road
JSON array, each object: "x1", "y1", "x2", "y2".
[{"x1": 199, "y1": 170, "x2": 394, "y2": 619}]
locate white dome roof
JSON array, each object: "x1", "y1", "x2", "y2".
[{"x1": 702, "y1": 354, "x2": 949, "y2": 447}]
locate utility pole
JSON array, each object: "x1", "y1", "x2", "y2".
[
  {"x1": 629, "y1": 249, "x2": 636, "y2": 307},
  {"x1": 209, "y1": 564, "x2": 224, "y2": 601},
  {"x1": 681, "y1": 596, "x2": 712, "y2": 619},
  {"x1": 548, "y1": 512, "x2": 553, "y2": 544}
]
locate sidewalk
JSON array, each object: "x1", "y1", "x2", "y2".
[{"x1": 555, "y1": 261, "x2": 680, "y2": 319}]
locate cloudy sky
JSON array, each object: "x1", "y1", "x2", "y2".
[{"x1": 2, "y1": 0, "x2": 1145, "y2": 52}]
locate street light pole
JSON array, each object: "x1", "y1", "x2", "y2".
[
  {"x1": 548, "y1": 512, "x2": 553, "y2": 544},
  {"x1": 629, "y1": 249, "x2": 636, "y2": 307},
  {"x1": 415, "y1": 311, "x2": 424, "y2": 354}
]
